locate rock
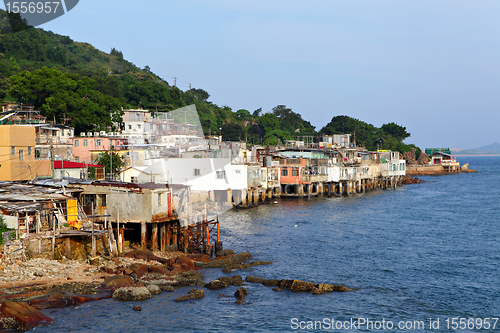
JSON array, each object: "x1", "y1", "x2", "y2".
[
  {"x1": 146, "y1": 284, "x2": 161, "y2": 294},
  {"x1": 195, "y1": 252, "x2": 252, "y2": 269},
  {"x1": 112, "y1": 287, "x2": 152, "y2": 301},
  {"x1": 174, "y1": 288, "x2": 204, "y2": 302},
  {"x1": 133, "y1": 264, "x2": 150, "y2": 279},
  {"x1": 316, "y1": 283, "x2": 351, "y2": 293},
  {"x1": 175, "y1": 270, "x2": 205, "y2": 287},
  {"x1": 133, "y1": 306, "x2": 141, "y2": 311},
  {"x1": 245, "y1": 276, "x2": 265, "y2": 284},
  {"x1": 206, "y1": 275, "x2": 244, "y2": 289},
  {"x1": 234, "y1": 286, "x2": 248, "y2": 304},
  {"x1": 262, "y1": 279, "x2": 280, "y2": 287},
  {"x1": 148, "y1": 265, "x2": 170, "y2": 276},
  {"x1": 0, "y1": 300, "x2": 54, "y2": 331},
  {"x1": 176, "y1": 256, "x2": 194, "y2": 268},
  {"x1": 205, "y1": 279, "x2": 228, "y2": 289},
  {"x1": 101, "y1": 275, "x2": 135, "y2": 289},
  {"x1": 216, "y1": 249, "x2": 234, "y2": 257},
  {"x1": 124, "y1": 268, "x2": 133, "y2": 275},
  {"x1": 289, "y1": 280, "x2": 316, "y2": 292},
  {"x1": 244, "y1": 276, "x2": 351, "y2": 294},
  {"x1": 161, "y1": 285, "x2": 175, "y2": 292}
]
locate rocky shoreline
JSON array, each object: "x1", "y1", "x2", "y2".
[{"x1": 0, "y1": 248, "x2": 352, "y2": 330}]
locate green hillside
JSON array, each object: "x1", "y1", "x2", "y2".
[{"x1": 0, "y1": 10, "x2": 420, "y2": 154}]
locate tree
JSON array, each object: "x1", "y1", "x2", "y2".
[
  {"x1": 381, "y1": 122, "x2": 410, "y2": 142},
  {"x1": 96, "y1": 147, "x2": 124, "y2": 179},
  {"x1": 9, "y1": 67, "x2": 122, "y2": 133},
  {"x1": 221, "y1": 123, "x2": 245, "y2": 141},
  {"x1": 235, "y1": 109, "x2": 251, "y2": 121},
  {"x1": 252, "y1": 107, "x2": 262, "y2": 118}
]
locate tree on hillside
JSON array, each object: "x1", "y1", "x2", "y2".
[
  {"x1": 9, "y1": 66, "x2": 122, "y2": 133},
  {"x1": 221, "y1": 123, "x2": 245, "y2": 141},
  {"x1": 380, "y1": 122, "x2": 410, "y2": 142}
]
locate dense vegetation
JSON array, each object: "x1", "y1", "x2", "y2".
[{"x1": 0, "y1": 10, "x2": 420, "y2": 154}]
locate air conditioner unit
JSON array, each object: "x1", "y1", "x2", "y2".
[
  {"x1": 94, "y1": 132, "x2": 99, "y2": 137},
  {"x1": 81, "y1": 132, "x2": 86, "y2": 137},
  {"x1": 100, "y1": 131, "x2": 106, "y2": 136},
  {"x1": 87, "y1": 132, "x2": 93, "y2": 137}
]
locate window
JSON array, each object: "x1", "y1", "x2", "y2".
[
  {"x1": 158, "y1": 193, "x2": 163, "y2": 206},
  {"x1": 28, "y1": 147, "x2": 32, "y2": 156},
  {"x1": 292, "y1": 168, "x2": 299, "y2": 176},
  {"x1": 137, "y1": 124, "x2": 141, "y2": 129},
  {"x1": 194, "y1": 169, "x2": 201, "y2": 176},
  {"x1": 83, "y1": 139, "x2": 88, "y2": 147},
  {"x1": 74, "y1": 140, "x2": 79, "y2": 147},
  {"x1": 11, "y1": 146, "x2": 15, "y2": 156},
  {"x1": 131, "y1": 176, "x2": 137, "y2": 183},
  {"x1": 18, "y1": 150, "x2": 23, "y2": 161},
  {"x1": 96, "y1": 139, "x2": 101, "y2": 147},
  {"x1": 128, "y1": 124, "x2": 132, "y2": 130},
  {"x1": 216, "y1": 170, "x2": 226, "y2": 179},
  {"x1": 281, "y1": 168, "x2": 288, "y2": 176}
]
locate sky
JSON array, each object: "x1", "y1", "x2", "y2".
[{"x1": 4, "y1": 0, "x2": 500, "y2": 149}]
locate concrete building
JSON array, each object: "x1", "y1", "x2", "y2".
[{"x1": 0, "y1": 125, "x2": 51, "y2": 181}]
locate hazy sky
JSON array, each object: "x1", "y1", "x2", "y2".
[{"x1": 6, "y1": 0, "x2": 500, "y2": 149}]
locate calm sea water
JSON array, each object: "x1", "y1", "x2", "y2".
[{"x1": 38, "y1": 156, "x2": 500, "y2": 332}]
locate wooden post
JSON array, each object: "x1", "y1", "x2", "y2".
[
  {"x1": 117, "y1": 207, "x2": 122, "y2": 254},
  {"x1": 217, "y1": 221, "x2": 220, "y2": 242},
  {"x1": 172, "y1": 225, "x2": 178, "y2": 250},
  {"x1": 120, "y1": 227, "x2": 124, "y2": 252},
  {"x1": 91, "y1": 204, "x2": 96, "y2": 257},
  {"x1": 65, "y1": 237, "x2": 71, "y2": 259},
  {"x1": 160, "y1": 222, "x2": 166, "y2": 252},
  {"x1": 152, "y1": 222, "x2": 158, "y2": 251},
  {"x1": 206, "y1": 223, "x2": 210, "y2": 245},
  {"x1": 51, "y1": 227, "x2": 55, "y2": 259},
  {"x1": 166, "y1": 224, "x2": 171, "y2": 248},
  {"x1": 36, "y1": 212, "x2": 41, "y2": 234},
  {"x1": 141, "y1": 221, "x2": 147, "y2": 250},
  {"x1": 183, "y1": 227, "x2": 189, "y2": 252}
]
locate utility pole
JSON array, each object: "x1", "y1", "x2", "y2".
[
  {"x1": 189, "y1": 83, "x2": 192, "y2": 94},
  {"x1": 50, "y1": 139, "x2": 54, "y2": 179},
  {"x1": 131, "y1": 142, "x2": 134, "y2": 167},
  {"x1": 174, "y1": 77, "x2": 177, "y2": 88}
]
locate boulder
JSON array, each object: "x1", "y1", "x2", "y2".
[
  {"x1": 174, "y1": 288, "x2": 204, "y2": 302},
  {"x1": 133, "y1": 264, "x2": 150, "y2": 279},
  {"x1": 0, "y1": 300, "x2": 54, "y2": 331},
  {"x1": 176, "y1": 256, "x2": 194, "y2": 268},
  {"x1": 245, "y1": 276, "x2": 265, "y2": 284},
  {"x1": 146, "y1": 284, "x2": 161, "y2": 295},
  {"x1": 148, "y1": 265, "x2": 170, "y2": 276},
  {"x1": 112, "y1": 287, "x2": 152, "y2": 301},
  {"x1": 262, "y1": 279, "x2": 280, "y2": 287},
  {"x1": 205, "y1": 279, "x2": 228, "y2": 289},
  {"x1": 289, "y1": 280, "x2": 316, "y2": 292},
  {"x1": 206, "y1": 275, "x2": 244, "y2": 289},
  {"x1": 101, "y1": 275, "x2": 135, "y2": 289},
  {"x1": 234, "y1": 287, "x2": 248, "y2": 305},
  {"x1": 216, "y1": 249, "x2": 235, "y2": 257}
]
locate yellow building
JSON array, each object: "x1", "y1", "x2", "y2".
[{"x1": 0, "y1": 125, "x2": 51, "y2": 181}]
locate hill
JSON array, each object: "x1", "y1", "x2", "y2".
[
  {"x1": 452, "y1": 142, "x2": 500, "y2": 155},
  {"x1": 0, "y1": 10, "x2": 420, "y2": 154}
]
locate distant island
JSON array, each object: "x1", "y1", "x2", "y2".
[{"x1": 451, "y1": 142, "x2": 500, "y2": 156}]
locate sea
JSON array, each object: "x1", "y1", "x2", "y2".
[{"x1": 37, "y1": 156, "x2": 500, "y2": 332}]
